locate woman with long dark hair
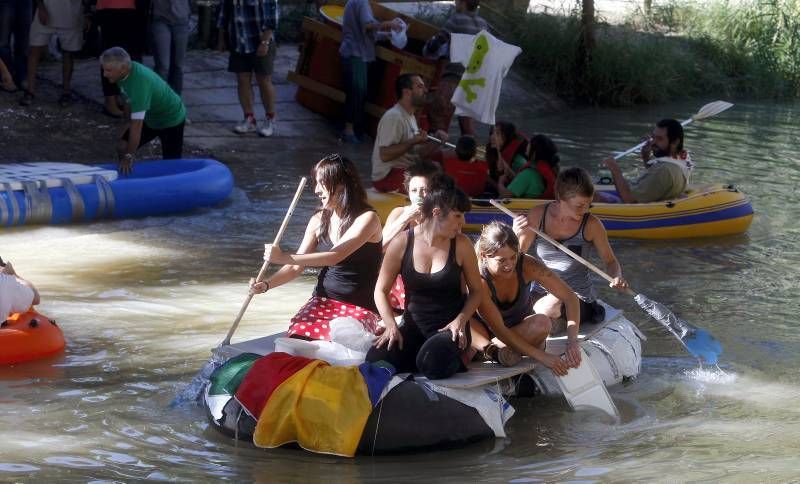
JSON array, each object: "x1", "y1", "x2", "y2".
[{"x1": 250, "y1": 154, "x2": 384, "y2": 340}]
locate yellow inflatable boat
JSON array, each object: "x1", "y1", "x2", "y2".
[{"x1": 368, "y1": 184, "x2": 754, "y2": 240}]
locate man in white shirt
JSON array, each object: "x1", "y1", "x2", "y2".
[
  {"x1": 371, "y1": 73, "x2": 447, "y2": 192},
  {"x1": 0, "y1": 258, "x2": 40, "y2": 319}
]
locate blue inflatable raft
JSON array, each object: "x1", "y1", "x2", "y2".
[{"x1": 0, "y1": 159, "x2": 233, "y2": 227}]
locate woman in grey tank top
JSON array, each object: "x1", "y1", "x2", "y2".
[
  {"x1": 470, "y1": 222, "x2": 581, "y2": 375},
  {"x1": 513, "y1": 167, "x2": 629, "y2": 325}
]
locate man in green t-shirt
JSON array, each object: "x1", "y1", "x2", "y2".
[
  {"x1": 100, "y1": 47, "x2": 187, "y2": 174},
  {"x1": 601, "y1": 118, "x2": 691, "y2": 203}
]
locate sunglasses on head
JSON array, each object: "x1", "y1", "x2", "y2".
[{"x1": 320, "y1": 153, "x2": 343, "y2": 163}]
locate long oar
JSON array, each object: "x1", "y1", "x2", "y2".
[
  {"x1": 171, "y1": 177, "x2": 307, "y2": 406},
  {"x1": 613, "y1": 100, "x2": 734, "y2": 160},
  {"x1": 489, "y1": 200, "x2": 723, "y2": 364},
  {"x1": 222, "y1": 176, "x2": 308, "y2": 345}
]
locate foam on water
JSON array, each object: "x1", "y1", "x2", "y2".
[{"x1": 684, "y1": 365, "x2": 738, "y2": 385}]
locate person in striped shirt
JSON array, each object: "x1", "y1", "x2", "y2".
[{"x1": 217, "y1": 0, "x2": 279, "y2": 137}]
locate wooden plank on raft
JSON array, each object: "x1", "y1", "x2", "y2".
[{"x1": 287, "y1": 71, "x2": 387, "y2": 118}]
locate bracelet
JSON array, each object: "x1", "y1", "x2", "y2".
[{"x1": 264, "y1": 280, "x2": 270, "y2": 292}]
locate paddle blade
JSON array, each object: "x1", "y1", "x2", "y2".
[
  {"x1": 683, "y1": 328, "x2": 723, "y2": 365},
  {"x1": 692, "y1": 100, "x2": 733, "y2": 121},
  {"x1": 633, "y1": 294, "x2": 722, "y2": 364}
]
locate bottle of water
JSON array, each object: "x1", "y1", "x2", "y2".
[{"x1": 597, "y1": 168, "x2": 613, "y2": 185}]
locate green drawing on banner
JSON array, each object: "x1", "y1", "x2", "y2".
[
  {"x1": 458, "y1": 78, "x2": 486, "y2": 102},
  {"x1": 458, "y1": 33, "x2": 489, "y2": 103}
]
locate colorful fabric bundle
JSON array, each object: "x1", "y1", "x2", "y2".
[{"x1": 235, "y1": 352, "x2": 394, "y2": 457}]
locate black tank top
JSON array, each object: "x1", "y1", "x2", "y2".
[
  {"x1": 313, "y1": 238, "x2": 382, "y2": 312},
  {"x1": 401, "y1": 229, "x2": 465, "y2": 337},
  {"x1": 480, "y1": 257, "x2": 535, "y2": 328}
]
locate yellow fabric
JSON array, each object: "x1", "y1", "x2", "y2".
[{"x1": 253, "y1": 360, "x2": 373, "y2": 457}]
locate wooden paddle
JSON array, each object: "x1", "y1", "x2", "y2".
[
  {"x1": 613, "y1": 100, "x2": 734, "y2": 161},
  {"x1": 171, "y1": 177, "x2": 307, "y2": 406},
  {"x1": 221, "y1": 177, "x2": 308, "y2": 345},
  {"x1": 489, "y1": 200, "x2": 723, "y2": 364}
]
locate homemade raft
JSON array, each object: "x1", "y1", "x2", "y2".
[
  {"x1": 202, "y1": 302, "x2": 644, "y2": 454},
  {"x1": 288, "y1": 2, "x2": 440, "y2": 135}
]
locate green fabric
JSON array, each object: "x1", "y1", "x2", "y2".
[
  {"x1": 508, "y1": 167, "x2": 545, "y2": 198},
  {"x1": 208, "y1": 352, "x2": 260, "y2": 396},
  {"x1": 509, "y1": 153, "x2": 528, "y2": 171},
  {"x1": 118, "y1": 62, "x2": 186, "y2": 129},
  {"x1": 630, "y1": 162, "x2": 687, "y2": 202}
]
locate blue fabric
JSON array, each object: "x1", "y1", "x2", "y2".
[
  {"x1": 339, "y1": 0, "x2": 377, "y2": 62},
  {"x1": 358, "y1": 361, "x2": 395, "y2": 406},
  {"x1": 217, "y1": 0, "x2": 279, "y2": 55}
]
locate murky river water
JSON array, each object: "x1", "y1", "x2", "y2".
[{"x1": 2, "y1": 100, "x2": 799, "y2": 481}]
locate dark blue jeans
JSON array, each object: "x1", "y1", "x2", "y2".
[
  {"x1": 151, "y1": 19, "x2": 189, "y2": 95},
  {"x1": 0, "y1": 0, "x2": 32, "y2": 87}
]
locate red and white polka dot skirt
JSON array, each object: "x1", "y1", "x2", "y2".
[
  {"x1": 389, "y1": 275, "x2": 405, "y2": 312},
  {"x1": 287, "y1": 296, "x2": 380, "y2": 341}
]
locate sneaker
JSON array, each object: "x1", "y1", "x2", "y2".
[
  {"x1": 257, "y1": 119, "x2": 274, "y2": 137},
  {"x1": 233, "y1": 117, "x2": 257, "y2": 134},
  {"x1": 496, "y1": 346, "x2": 522, "y2": 367},
  {"x1": 482, "y1": 343, "x2": 521, "y2": 367}
]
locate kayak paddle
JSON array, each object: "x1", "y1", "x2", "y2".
[
  {"x1": 613, "y1": 100, "x2": 734, "y2": 161},
  {"x1": 489, "y1": 200, "x2": 723, "y2": 364}
]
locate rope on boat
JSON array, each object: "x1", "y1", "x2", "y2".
[
  {"x1": 93, "y1": 174, "x2": 116, "y2": 218},
  {"x1": 60, "y1": 177, "x2": 85, "y2": 221},
  {"x1": 22, "y1": 180, "x2": 52, "y2": 225}
]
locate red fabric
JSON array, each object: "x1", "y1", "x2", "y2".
[
  {"x1": 288, "y1": 296, "x2": 379, "y2": 341},
  {"x1": 389, "y1": 274, "x2": 405, "y2": 311},
  {"x1": 372, "y1": 167, "x2": 407, "y2": 193},
  {"x1": 235, "y1": 352, "x2": 319, "y2": 418},
  {"x1": 442, "y1": 151, "x2": 489, "y2": 197},
  {"x1": 536, "y1": 160, "x2": 557, "y2": 199},
  {"x1": 502, "y1": 132, "x2": 529, "y2": 166}
]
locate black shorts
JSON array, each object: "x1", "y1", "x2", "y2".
[
  {"x1": 122, "y1": 120, "x2": 185, "y2": 159},
  {"x1": 227, "y1": 43, "x2": 276, "y2": 75},
  {"x1": 560, "y1": 299, "x2": 606, "y2": 325}
]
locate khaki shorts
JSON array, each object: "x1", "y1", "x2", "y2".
[{"x1": 30, "y1": 20, "x2": 83, "y2": 52}]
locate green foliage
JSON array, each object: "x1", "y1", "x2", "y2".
[{"x1": 414, "y1": 0, "x2": 800, "y2": 105}]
